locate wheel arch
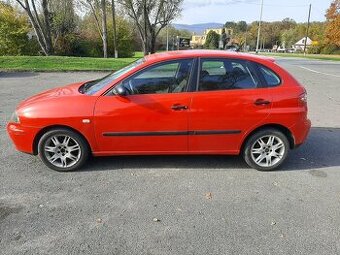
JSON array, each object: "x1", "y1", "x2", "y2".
[
  {"x1": 32, "y1": 125, "x2": 92, "y2": 155},
  {"x1": 240, "y1": 124, "x2": 295, "y2": 154}
]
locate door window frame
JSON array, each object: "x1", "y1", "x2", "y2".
[
  {"x1": 194, "y1": 57, "x2": 267, "y2": 92},
  {"x1": 106, "y1": 58, "x2": 197, "y2": 96}
]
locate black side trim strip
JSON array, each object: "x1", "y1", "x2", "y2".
[
  {"x1": 103, "y1": 131, "x2": 188, "y2": 137},
  {"x1": 103, "y1": 130, "x2": 241, "y2": 137},
  {"x1": 192, "y1": 130, "x2": 241, "y2": 135}
]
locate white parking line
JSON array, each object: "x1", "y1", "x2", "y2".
[{"x1": 298, "y1": 66, "x2": 340, "y2": 78}]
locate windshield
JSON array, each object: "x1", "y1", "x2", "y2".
[{"x1": 81, "y1": 58, "x2": 145, "y2": 95}]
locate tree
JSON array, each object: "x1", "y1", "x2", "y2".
[
  {"x1": 15, "y1": 0, "x2": 53, "y2": 55},
  {"x1": 111, "y1": 0, "x2": 118, "y2": 57},
  {"x1": 49, "y1": 0, "x2": 78, "y2": 55},
  {"x1": 157, "y1": 26, "x2": 191, "y2": 50},
  {"x1": 119, "y1": 0, "x2": 183, "y2": 54},
  {"x1": 0, "y1": 1, "x2": 30, "y2": 55},
  {"x1": 204, "y1": 30, "x2": 219, "y2": 49},
  {"x1": 79, "y1": 0, "x2": 109, "y2": 58},
  {"x1": 236, "y1": 21, "x2": 247, "y2": 33},
  {"x1": 325, "y1": 0, "x2": 340, "y2": 47}
]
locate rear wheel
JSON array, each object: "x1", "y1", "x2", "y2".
[
  {"x1": 38, "y1": 128, "x2": 89, "y2": 171},
  {"x1": 243, "y1": 129, "x2": 289, "y2": 171}
]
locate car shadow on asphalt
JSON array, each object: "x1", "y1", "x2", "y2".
[{"x1": 80, "y1": 127, "x2": 340, "y2": 172}]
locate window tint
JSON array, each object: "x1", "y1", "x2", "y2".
[
  {"x1": 122, "y1": 59, "x2": 193, "y2": 95},
  {"x1": 199, "y1": 59, "x2": 259, "y2": 91},
  {"x1": 259, "y1": 65, "x2": 281, "y2": 87}
]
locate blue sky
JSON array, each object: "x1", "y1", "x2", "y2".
[{"x1": 175, "y1": 0, "x2": 332, "y2": 24}]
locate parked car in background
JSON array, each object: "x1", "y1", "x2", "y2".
[{"x1": 7, "y1": 50, "x2": 311, "y2": 171}]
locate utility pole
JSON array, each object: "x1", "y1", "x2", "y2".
[
  {"x1": 111, "y1": 0, "x2": 118, "y2": 58},
  {"x1": 304, "y1": 4, "x2": 312, "y2": 56},
  {"x1": 255, "y1": 0, "x2": 264, "y2": 54}
]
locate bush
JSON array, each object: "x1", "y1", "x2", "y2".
[
  {"x1": 204, "y1": 30, "x2": 220, "y2": 49},
  {"x1": 320, "y1": 44, "x2": 340, "y2": 54},
  {"x1": 308, "y1": 45, "x2": 321, "y2": 54}
]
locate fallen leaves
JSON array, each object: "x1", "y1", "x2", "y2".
[{"x1": 205, "y1": 192, "x2": 213, "y2": 200}]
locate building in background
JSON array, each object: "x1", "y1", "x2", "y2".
[
  {"x1": 190, "y1": 28, "x2": 233, "y2": 48},
  {"x1": 293, "y1": 37, "x2": 313, "y2": 52}
]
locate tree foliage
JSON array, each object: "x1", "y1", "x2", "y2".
[
  {"x1": 204, "y1": 30, "x2": 219, "y2": 49},
  {"x1": 0, "y1": 1, "x2": 30, "y2": 55},
  {"x1": 325, "y1": 0, "x2": 340, "y2": 47}
]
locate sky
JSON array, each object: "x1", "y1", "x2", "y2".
[{"x1": 175, "y1": 0, "x2": 333, "y2": 24}]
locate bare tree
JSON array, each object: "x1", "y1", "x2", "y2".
[
  {"x1": 15, "y1": 0, "x2": 53, "y2": 55},
  {"x1": 119, "y1": 0, "x2": 183, "y2": 54},
  {"x1": 111, "y1": 0, "x2": 118, "y2": 58},
  {"x1": 79, "y1": 0, "x2": 108, "y2": 58}
]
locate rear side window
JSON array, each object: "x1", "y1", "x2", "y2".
[
  {"x1": 199, "y1": 59, "x2": 260, "y2": 91},
  {"x1": 258, "y1": 65, "x2": 281, "y2": 87}
]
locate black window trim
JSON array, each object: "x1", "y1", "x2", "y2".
[
  {"x1": 105, "y1": 58, "x2": 197, "y2": 96},
  {"x1": 195, "y1": 57, "x2": 265, "y2": 92}
]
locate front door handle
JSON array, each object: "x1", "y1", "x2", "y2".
[
  {"x1": 254, "y1": 99, "x2": 271, "y2": 106},
  {"x1": 171, "y1": 104, "x2": 188, "y2": 110}
]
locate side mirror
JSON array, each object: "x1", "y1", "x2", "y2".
[{"x1": 112, "y1": 84, "x2": 128, "y2": 96}]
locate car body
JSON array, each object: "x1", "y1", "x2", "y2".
[{"x1": 7, "y1": 50, "x2": 311, "y2": 171}]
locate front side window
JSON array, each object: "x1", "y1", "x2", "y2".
[
  {"x1": 199, "y1": 59, "x2": 259, "y2": 91},
  {"x1": 122, "y1": 59, "x2": 193, "y2": 95}
]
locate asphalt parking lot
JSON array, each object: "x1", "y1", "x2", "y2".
[{"x1": 1, "y1": 58, "x2": 340, "y2": 255}]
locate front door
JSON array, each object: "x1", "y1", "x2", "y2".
[{"x1": 94, "y1": 59, "x2": 194, "y2": 153}]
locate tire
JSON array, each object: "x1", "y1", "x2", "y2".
[
  {"x1": 38, "y1": 128, "x2": 90, "y2": 172},
  {"x1": 243, "y1": 128, "x2": 290, "y2": 171}
]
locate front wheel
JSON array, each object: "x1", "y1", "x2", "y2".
[
  {"x1": 38, "y1": 128, "x2": 90, "y2": 171},
  {"x1": 243, "y1": 129, "x2": 290, "y2": 171}
]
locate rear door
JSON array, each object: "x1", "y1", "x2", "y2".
[{"x1": 188, "y1": 58, "x2": 272, "y2": 153}]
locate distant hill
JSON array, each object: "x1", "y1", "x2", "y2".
[{"x1": 173, "y1": 23, "x2": 224, "y2": 35}]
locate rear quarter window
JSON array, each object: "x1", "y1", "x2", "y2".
[{"x1": 258, "y1": 65, "x2": 281, "y2": 87}]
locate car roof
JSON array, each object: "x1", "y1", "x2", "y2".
[{"x1": 144, "y1": 50, "x2": 275, "y2": 63}]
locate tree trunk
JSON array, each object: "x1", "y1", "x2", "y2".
[
  {"x1": 25, "y1": 10, "x2": 49, "y2": 55},
  {"x1": 150, "y1": 31, "x2": 157, "y2": 54},
  {"x1": 41, "y1": 0, "x2": 53, "y2": 55},
  {"x1": 16, "y1": 0, "x2": 53, "y2": 55},
  {"x1": 101, "y1": 0, "x2": 108, "y2": 58},
  {"x1": 143, "y1": 0, "x2": 149, "y2": 55},
  {"x1": 111, "y1": 0, "x2": 118, "y2": 58}
]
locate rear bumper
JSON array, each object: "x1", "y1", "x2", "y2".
[
  {"x1": 7, "y1": 123, "x2": 40, "y2": 154},
  {"x1": 290, "y1": 118, "x2": 311, "y2": 147}
]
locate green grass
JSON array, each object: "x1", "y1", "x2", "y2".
[
  {"x1": 258, "y1": 52, "x2": 340, "y2": 61},
  {"x1": 0, "y1": 52, "x2": 144, "y2": 72},
  {"x1": 1, "y1": 51, "x2": 339, "y2": 72}
]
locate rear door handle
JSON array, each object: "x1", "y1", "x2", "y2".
[
  {"x1": 171, "y1": 104, "x2": 188, "y2": 110},
  {"x1": 254, "y1": 99, "x2": 271, "y2": 106}
]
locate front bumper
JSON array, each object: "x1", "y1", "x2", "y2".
[{"x1": 7, "y1": 123, "x2": 40, "y2": 154}]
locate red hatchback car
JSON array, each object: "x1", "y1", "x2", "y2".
[{"x1": 7, "y1": 50, "x2": 311, "y2": 171}]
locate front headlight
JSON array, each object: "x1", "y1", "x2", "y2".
[{"x1": 10, "y1": 111, "x2": 20, "y2": 123}]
